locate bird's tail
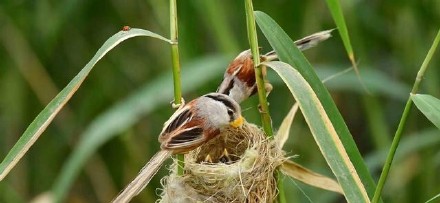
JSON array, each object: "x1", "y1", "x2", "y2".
[
  {"x1": 264, "y1": 29, "x2": 334, "y2": 60},
  {"x1": 112, "y1": 150, "x2": 172, "y2": 203}
]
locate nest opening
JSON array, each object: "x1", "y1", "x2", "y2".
[{"x1": 159, "y1": 122, "x2": 285, "y2": 203}]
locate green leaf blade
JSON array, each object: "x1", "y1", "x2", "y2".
[
  {"x1": 324, "y1": 0, "x2": 354, "y2": 59},
  {"x1": 265, "y1": 61, "x2": 369, "y2": 202},
  {"x1": 254, "y1": 11, "x2": 377, "y2": 200},
  {"x1": 0, "y1": 28, "x2": 171, "y2": 181},
  {"x1": 412, "y1": 94, "x2": 440, "y2": 129},
  {"x1": 51, "y1": 55, "x2": 230, "y2": 202}
]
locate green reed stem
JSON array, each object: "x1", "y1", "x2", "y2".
[
  {"x1": 372, "y1": 29, "x2": 440, "y2": 203},
  {"x1": 169, "y1": 0, "x2": 184, "y2": 175},
  {"x1": 244, "y1": 1, "x2": 282, "y2": 202},
  {"x1": 277, "y1": 170, "x2": 286, "y2": 203},
  {"x1": 244, "y1": 0, "x2": 273, "y2": 138}
]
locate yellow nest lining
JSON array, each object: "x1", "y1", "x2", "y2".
[{"x1": 158, "y1": 122, "x2": 285, "y2": 203}]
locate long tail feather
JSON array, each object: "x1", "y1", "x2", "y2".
[
  {"x1": 264, "y1": 29, "x2": 334, "y2": 60},
  {"x1": 112, "y1": 150, "x2": 172, "y2": 203}
]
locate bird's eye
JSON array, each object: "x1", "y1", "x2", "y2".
[{"x1": 227, "y1": 108, "x2": 234, "y2": 116}]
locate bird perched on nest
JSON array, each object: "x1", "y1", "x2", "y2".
[
  {"x1": 112, "y1": 93, "x2": 243, "y2": 203},
  {"x1": 217, "y1": 29, "x2": 334, "y2": 104},
  {"x1": 212, "y1": 29, "x2": 334, "y2": 164}
]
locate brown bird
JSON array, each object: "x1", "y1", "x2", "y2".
[
  {"x1": 217, "y1": 29, "x2": 334, "y2": 103},
  {"x1": 112, "y1": 93, "x2": 243, "y2": 203}
]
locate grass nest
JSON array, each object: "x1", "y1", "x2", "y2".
[{"x1": 158, "y1": 121, "x2": 285, "y2": 203}]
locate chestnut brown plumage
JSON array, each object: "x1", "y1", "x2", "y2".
[
  {"x1": 112, "y1": 93, "x2": 243, "y2": 203},
  {"x1": 217, "y1": 29, "x2": 333, "y2": 103}
]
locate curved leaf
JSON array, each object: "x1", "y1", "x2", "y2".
[
  {"x1": 0, "y1": 28, "x2": 171, "y2": 181},
  {"x1": 411, "y1": 94, "x2": 440, "y2": 129},
  {"x1": 264, "y1": 61, "x2": 369, "y2": 203},
  {"x1": 275, "y1": 103, "x2": 299, "y2": 149},
  {"x1": 324, "y1": 0, "x2": 354, "y2": 63},
  {"x1": 266, "y1": 66, "x2": 410, "y2": 101},
  {"x1": 324, "y1": 0, "x2": 369, "y2": 93},
  {"x1": 255, "y1": 11, "x2": 377, "y2": 200},
  {"x1": 51, "y1": 55, "x2": 230, "y2": 202},
  {"x1": 281, "y1": 160, "x2": 343, "y2": 194}
]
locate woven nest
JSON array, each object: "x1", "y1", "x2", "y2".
[{"x1": 158, "y1": 122, "x2": 285, "y2": 203}]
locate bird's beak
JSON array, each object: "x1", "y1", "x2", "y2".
[{"x1": 230, "y1": 116, "x2": 244, "y2": 128}]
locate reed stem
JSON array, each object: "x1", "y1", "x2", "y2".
[
  {"x1": 169, "y1": 0, "x2": 184, "y2": 175},
  {"x1": 372, "y1": 29, "x2": 440, "y2": 203}
]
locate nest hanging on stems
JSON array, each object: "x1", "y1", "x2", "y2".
[{"x1": 158, "y1": 121, "x2": 285, "y2": 203}]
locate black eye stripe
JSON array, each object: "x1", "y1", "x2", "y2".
[{"x1": 205, "y1": 94, "x2": 236, "y2": 113}]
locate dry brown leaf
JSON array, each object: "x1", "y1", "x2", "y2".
[{"x1": 281, "y1": 160, "x2": 343, "y2": 194}]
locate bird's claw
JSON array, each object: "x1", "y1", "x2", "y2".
[
  {"x1": 171, "y1": 97, "x2": 185, "y2": 109},
  {"x1": 264, "y1": 81, "x2": 273, "y2": 97}
]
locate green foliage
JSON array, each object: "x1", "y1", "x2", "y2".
[
  {"x1": 51, "y1": 55, "x2": 229, "y2": 202},
  {"x1": 265, "y1": 60, "x2": 369, "y2": 202},
  {"x1": 255, "y1": 11, "x2": 377, "y2": 200},
  {"x1": 0, "y1": 1, "x2": 439, "y2": 202},
  {"x1": 0, "y1": 28, "x2": 171, "y2": 181},
  {"x1": 412, "y1": 94, "x2": 440, "y2": 130}
]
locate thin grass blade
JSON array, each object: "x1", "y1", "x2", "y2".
[
  {"x1": 264, "y1": 61, "x2": 369, "y2": 202},
  {"x1": 425, "y1": 193, "x2": 440, "y2": 203},
  {"x1": 281, "y1": 160, "x2": 343, "y2": 194},
  {"x1": 255, "y1": 11, "x2": 377, "y2": 200},
  {"x1": 112, "y1": 150, "x2": 172, "y2": 203},
  {"x1": 51, "y1": 55, "x2": 230, "y2": 202},
  {"x1": 324, "y1": 0, "x2": 354, "y2": 63},
  {"x1": 323, "y1": 0, "x2": 367, "y2": 91},
  {"x1": 0, "y1": 28, "x2": 171, "y2": 181},
  {"x1": 275, "y1": 103, "x2": 299, "y2": 149}
]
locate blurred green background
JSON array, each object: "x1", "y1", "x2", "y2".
[{"x1": 0, "y1": 0, "x2": 439, "y2": 202}]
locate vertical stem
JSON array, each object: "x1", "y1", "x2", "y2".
[
  {"x1": 372, "y1": 29, "x2": 440, "y2": 203},
  {"x1": 410, "y1": 30, "x2": 440, "y2": 94},
  {"x1": 169, "y1": 0, "x2": 184, "y2": 175},
  {"x1": 244, "y1": 0, "x2": 273, "y2": 138},
  {"x1": 277, "y1": 170, "x2": 286, "y2": 203},
  {"x1": 170, "y1": 0, "x2": 182, "y2": 102},
  {"x1": 244, "y1": 0, "x2": 283, "y2": 202}
]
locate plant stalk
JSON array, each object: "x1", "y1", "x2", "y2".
[
  {"x1": 372, "y1": 29, "x2": 440, "y2": 203},
  {"x1": 169, "y1": 0, "x2": 184, "y2": 175},
  {"x1": 244, "y1": 1, "x2": 282, "y2": 202},
  {"x1": 277, "y1": 170, "x2": 286, "y2": 203},
  {"x1": 244, "y1": 0, "x2": 273, "y2": 138}
]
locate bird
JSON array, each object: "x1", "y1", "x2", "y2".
[
  {"x1": 217, "y1": 29, "x2": 334, "y2": 103},
  {"x1": 112, "y1": 93, "x2": 243, "y2": 203}
]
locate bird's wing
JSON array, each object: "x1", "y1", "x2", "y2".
[{"x1": 160, "y1": 124, "x2": 209, "y2": 153}]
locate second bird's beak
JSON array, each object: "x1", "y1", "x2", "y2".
[{"x1": 230, "y1": 116, "x2": 244, "y2": 128}]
